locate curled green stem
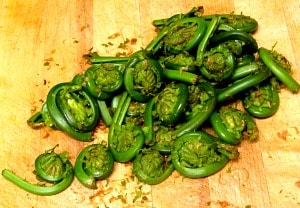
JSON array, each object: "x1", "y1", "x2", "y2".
[
  {"x1": 153, "y1": 82, "x2": 188, "y2": 126},
  {"x1": 171, "y1": 131, "x2": 238, "y2": 178},
  {"x1": 124, "y1": 51, "x2": 164, "y2": 102},
  {"x1": 2, "y1": 146, "x2": 74, "y2": 196},
  {"x1": 199, "y1": 44, "x2": 236, "y2": 82},
  {"x1": 258, "y1": 47, "x2": 300, "y2": 92},
  {"x1": 163, "y1": 17, "x2": 207, "y2": 54},
  {"x1": 243, "y1": 80, "x2": 280, "y2": 118},
  {"x1": 210, "y1": 106, "x2": 258, "y2": 144},
  {"x1": 202, "y1": 13, "x2": 258, "y2": 33},
  {"x1": 209, "y1": 30, "x2": 258, "y2": 54},
  {"x1": 74, "y1": 143, "x2": 114, "y2": 189},
  {"x1": 46, "y1": 82, "x2": 96, "y2": 141},
  {"x1": 133, "y1": 148, "x2": 174, "y2": 185}
]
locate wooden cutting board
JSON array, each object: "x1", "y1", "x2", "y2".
[{"x1": 0, "y1": 0, "x2": 300, "y2": 207}]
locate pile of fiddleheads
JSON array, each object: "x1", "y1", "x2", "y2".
[{"x1": 3, "y1": 6, "x2": 300, "y2": 195}]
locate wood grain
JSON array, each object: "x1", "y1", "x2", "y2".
[{"x1": 0, "y1": 0, "x2": 300, "y2": 207}]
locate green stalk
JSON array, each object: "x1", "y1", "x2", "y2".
[
  {"x1": 163, "y1": 69, "x2": 199, "y2": 84},
  {"x1": 196, "y1": 16, "x2": 221, "y2": 65},
  {"x1": 97, "y1": 100, "x2": 112, "y2": 126},
  {"x1": 217, "y1": 68, "x2": 270, "y2": 103}
]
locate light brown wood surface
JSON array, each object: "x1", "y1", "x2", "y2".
[{"x1": 1, "y1": 0, "x2": 300, "y2": 207}]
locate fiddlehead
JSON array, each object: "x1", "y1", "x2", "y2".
[
  {"x1": 259, "y1": 47, "x2": 300, "y2": 92},
  {"x1": 153, "y1": 82, "x2": 188, "y2": 126},
  {"x1": 243, "y1": 78, "x2": 280, "y2": 118},
  {"x1": 171, "y1": 131, "x2": 239, "y2": 178},
  {"x1": 56, "y1": 83, "x2": 100, "y2": 132},
  {"x1": 133, "y1": 148, "x2": 174, "y2": 185},
  {"x1": 160, "y1": 51, "x2": 197, "y2": 72},
  {"x1": 210, "y1": 106, "x2": 259, "y2": 144},
  {"x1": 2, "y1": 145, "x2": 74, "y2": 196},
  {"x1": 74, "y1": 143, "x2": 114, "y2": 189},
  {"x1": 200, "y1": 44, "x2": 236, "y2": 83},
  {"x1": 109, "y1": 122, "x2": 145, "y2": 162},
  {"x1": 46, "y1": 82, "x2": 99, "y2": 141},
  {"x1": 219, "y1": 14, "x2": 258, "y2": 33},
  {"x1": 162, "y1": 17, "x2": 207, "y2": 54},
  {"x1": 124, "y1": 51, "x2": 164, "y2": 102},
  {"x1": 84, "y1": 64, "x2": 124, "y2": 99}
]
